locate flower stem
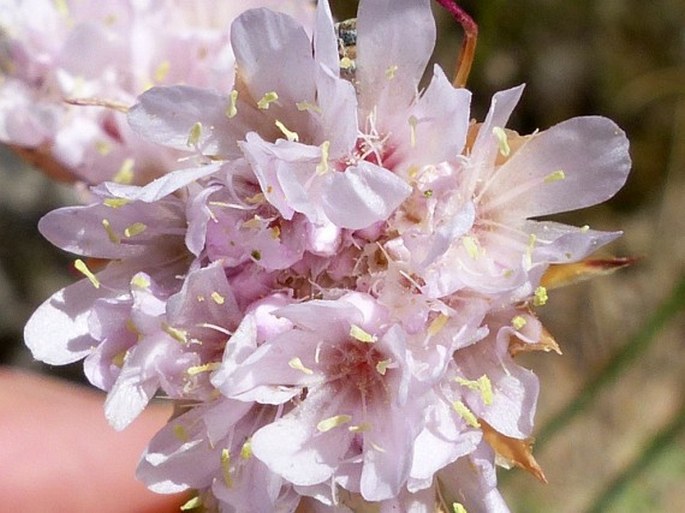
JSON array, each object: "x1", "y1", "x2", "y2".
[{"x1": 435, "y1": 0, "x2": 478, "y2": 88}]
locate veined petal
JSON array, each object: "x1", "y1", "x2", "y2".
[
  {"x1": 356, "y1": 0, "x2": 435, "y2": 117},
  {"x1": 322, "y1": 162, "x2": 411, "y2": 230},
  {"x1": 489, "y1": 116, "x2": 631, "y2": 217}
]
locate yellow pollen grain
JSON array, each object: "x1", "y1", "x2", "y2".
[
  {"x1": 453, "y1": 503, "x2": 469, "y2": 513},
  {"x1": 349, "y1": 324, "x2": 377, "y2": 344},
  {"x1": 296, "y1": 100, "x2": 322, "y2": 114},
  {"x1": 101, "y1": 219, "x2": 120, "y2": 244},
  {"x1": 95, "y1": 140, "x2": 111, "y2": 155},
  {"x1": 103, "y1": 197, "x2": 130, "y2": 208},
  {"x1": 456, "y1": 375, "x2": 494, "y2": 406},
  {"x1": 173, "y1": 424, "x2": 189, "y2": 442},
  {"x1": 349, "y1": 422, "x2": 372, "y2": 433},
  {"x1": 492, "y1": 126, "x2": 511, "y2": 157},
  {"x1": 385, "y1": 64, "x2": 398, "y2": 79},
  {"x1": 339, "y1": 57, "x2": 354, "y2": 70},
  {"x1": 153, "y1": 60, "x2": 171, "y2": 82},
  {"x1": 376, "y1": 358, "x2": 392, "y2": 375},
  {"x1": 74, "y1": 259, "x2": 100, "y2": 289},
  {"x1": 210, "y1": 291, "x2": 225, "y2": 305},
  {"x1": 317, "y1": 414, "x2": 352, "y2": 433},
  {"x1": 274, "y1": 119, "x2": 299, "y2": 142},
  {"x1": 124, "y1": 222, "x2": 147, "y2": 238},
  {"x1": 316, "y1": 140, "x2": 330, "y2": 174},
  {"x1": 186, "y1": 121, "x2": 202, "y2": 147},
  {"x1": 113, "y1": 158, "x2": 135, "y2": 184},
  {"x1": 428, "y1": 313, "x2": 449, "y2": 336},
  {"x1": 225, "y1": 89, "x2": 239, "y2": 118},
  {"x1": 408, "y1": 115, "x2": 418, "y2": 148},
  {"x1": 187, "y1": 362, "x2": 221, "y2": 376},
  {"x1": 130, "y1": 274, "x2": 150, "y2": 290},
  {"x1": 180, "y1": 496, "x2": 202, "y2": 511},
  {"x1": 220, "y1": 448, "x2": 233, "y2": 488},
  {"x1": 512, "y1": 315, "x2": 527, "y2": 330},
  {"x1": 288, "y1": 357, "x2": 314, "y2": 375},
  {"x1": 462, "y1": 236, "x2": 480, "y2": 259},
  {"x1": 533, "y1": 286, "x2": 548, "y2": 306},
  {"x1": 240, "y1": 439, "x2": 253, "y2": 459},
  {"x1": 544, "y1": 169, "x2": 566, "y2": 183},
  {"x1": 452, "y1": 400, "x2": 480, "y2": 428},
  {"x1": 257, "y1": 91, "x2": 278, "y2": 109}
]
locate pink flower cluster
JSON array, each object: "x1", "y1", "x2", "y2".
[{"x1": 17, "y1": 0, "x2": 630, "y2": 512}]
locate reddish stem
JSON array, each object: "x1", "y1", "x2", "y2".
[{"x1": 435, "y1": 0, "x2": 478, "y2": 88}]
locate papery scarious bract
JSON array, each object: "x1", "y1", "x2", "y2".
[{"x1": 18, "y1": 0, "x2": 631, "y2": 512}]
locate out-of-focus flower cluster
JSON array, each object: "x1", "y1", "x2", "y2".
[{"x1": 6, "y1": 0, "x2": 630, "y2": 512}]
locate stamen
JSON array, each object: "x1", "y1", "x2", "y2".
[
  {"x1": 296, "y1": 100, "x2": 322, "y2": 114},
  {"x1": 452, "y1": 400, "x2": 480, "y2": 428},
  {"x1": 101, "y1": 219, "x2": 120, "y2": 244},
  {"x1": 492, "y1": 127, "x2": 511, "y2": 157},
  {"x1": 544, "y1": 169, "x2": 566, "y2": 183},
  {"x1": 533, "y1": 286, "x2": 548, "y2": 306},
  {"x1": 124, "y1": 222, "x2": 147, "y2": 238},
  {"x1": 153, "y1": 60, "x2": 171, "y2": 82},
  {"x1": 274, "y1": 120, "x2": 299, "y2": 142},
  {"x1": 316, "y1": 140, "x2": 331, "y2": 174},
  {"x1": 103, "y1": 197, "x2": 130, "y2": 208},
  {"x1": 348, "y1": 422, "x2": 371, "y2": 433},
  {"x1": 210, "y1": 291, "x2": 225, "y2": 305},
  {"x1": 173, "y1": 424, "x2": 189, "y2": 442},
  {"x1": 186, "y1": 121, "x2": 202, "y2": 147},
  {"x1": 74, "y1": 259, "x2": 100, "y2": 289},
  {"x1": 221, "y1": 449, "x2": 233, "y2": 487},
  {"x1": 455, "y1": 375, "x2": 494, "y2": 405},
  {"x1": 453, "y1": 503, "x2": 469, "y2": 513},
  {"x1": 130, "y1": 274, "x2": 150, "y2": 290},
  {"x1": 288, "y1": 357, "x2": 314, "y2": 375},
  {"x1": 163, "y1": 323, "x2": 189, "y2": 344},
  {"x1": 113, "y1": 158, "x2": 135, "y2": 184},
  {"x1": 317, "y1": 414, "x2": 352, "y2": 432},
  {"x1": 180, "y1": 497, "x2": 202, "y2": 511},
  {"x1": 462, "y1": 235, "x2": 480, "y2": 259},
  {"x1": 226, "y1": 90, "x2": 238, "y2": 118},
  {"x1": 511, "y1": 315, "x2": 527, "y2": 330},
  {"x1": 408, "y1": 115, "x2": 418, "y2": 148},
  {"x1": 257, "y1": 91, "x2": 279, "y2": 109},
  {"x1": 349, "y1": 324, "x2": 377, "y2": 344},
  {"x1": 240, "y1": 440, "x2": 252, "y2": 459},
  {"x1": 428, "y1": 313, "x2": 450, "y2": 336},
  {"x1": 186, "y1": 362, "x2": 221, "y2": 376},
  {"x1": 385, "y1": 64, "x2": 398, "y2": 80}
]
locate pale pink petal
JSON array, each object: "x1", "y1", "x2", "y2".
[
  {"x1": 322, "y1": 162, "x2": 412, "y2": 230},
  {"x1": 313, "y1": 0, "x2": 338, "y2": 73},
  {"x1": 487, "y1": 116, "x2": 631, "y2": 217}
]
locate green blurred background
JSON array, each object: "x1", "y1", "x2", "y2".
[{"x1": 1, "y1": 1, "x2": 684, "y2": 511}]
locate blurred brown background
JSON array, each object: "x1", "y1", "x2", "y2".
[{"x1": 1, "y1": 1, "x2": 684, "y2": 512}]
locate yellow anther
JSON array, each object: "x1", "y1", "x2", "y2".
[
  {"x1": 101, "y1": 219, "x2": 120, "y2": 244},
  {"x1": 455, "y1": 375, "x2": 494, "y2": 406},
  {"x1": 124, "y1": 222, "x2": 147, "y2": 238},
  {"x1": 187, "y1": 121, "x2": 202, "y2": 147},
  {"x1": 580, "y1": 225, "x2": 590, "y2": 232},
  {"x1": 385, "y1": 64, "x2": 398, "y2": 79},
  {"x1": 274, "y1": 120, "x2": 299, "y2": 142},
  {"x1": 316, "y1": 140, "x2": 330, "y2": 174},
  {"x1": 74, "y1": 259, "x2": 100, "y2": 289},
  {"x1": 544, "y1": 170, "x2": 566, "y2": 183},
  {"x1": 103, "y1": 197, "x2": 130, "y2": 208},
  {"x1": 240, "y1": 439, "x2": 253, "y2": 459},
  {"x1": 221, "y1": 448, "x2": 233, "y2": 488},
  {"x1": 512, "y1": 315, "x2": 527, "y2": 330},
  {"x1": 462, "y1": 236, "x2": 480, "y2": 259},
  {"x1": 241, "y1": 216, "x2": 262, "y2": 230},
  {"x1": 186, "y1": 362, "x2": 221, "y2": 376},
  {"x1": 428, "y1": 313, "x2": 449, "y2": 336},
  {"x1": 257, "y1": 91, "x2": 279, "y2": 109},
  {"x1": 533, "y1": 286, "x2": 548, "y2": 306},
  {"x1": 114, "y1": 158, "x2": 135, "y2": 184},
  {"x1": 288, "y1": 357, "x2": 314, "y2": 375},
  {"x1": 370, "y1": 441, "x2": 386, "y2": 453},
  {"x1": 452, "y1": 400, "x2": 480, "y2": 428},
  {"x1": 226, "y1": 90, "x2": 238, "y2": 118},
  {"x1": 453, "y1": 503, "x2": 468, "y2": 513},
  {"x1": 492, "y1": 126, "x2": 511, "y2": 157},
  {"x1": 153, "y1": 60, "x2": 171, "y2": 82},
  {"x1": 173, "y1": 424, "x2": 189, "y2": 442},
  {"x1": 180, "y1": 496, "x2": 202, "y2": 511},
  {"x1": 210, "y1": 291, "x2": 225, "y2": 305},
  {"x1": 317, "y1": 414, "x2": 352, "y2": 432},
  {"x1": 111, "y1": 350, "x2": 127, "y2": 368},
  {"x1": 269, "y1": 226, "x2": 281, "y2": 240},
  {"x1": 163, "y1": 323, "x2": 188, "y2": 344},
  {"x1": 376, "y1": 359, "x2": 392, "y2": 375},
  {"x1": 243, "y1": 192, "x2": 265, "y2": 205},
  {"x1": 296, "y1": 100, "x2": 322, "y2": 114},
  {"x1": 408, "y1": 115, "x2": 418, "y2": 148},
  {"x1": 349, "y1": 324, "x2": 377, "y2": 344},
  {"x1": 130, "y1": 274, "x2": 150, "y2": 290}
]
